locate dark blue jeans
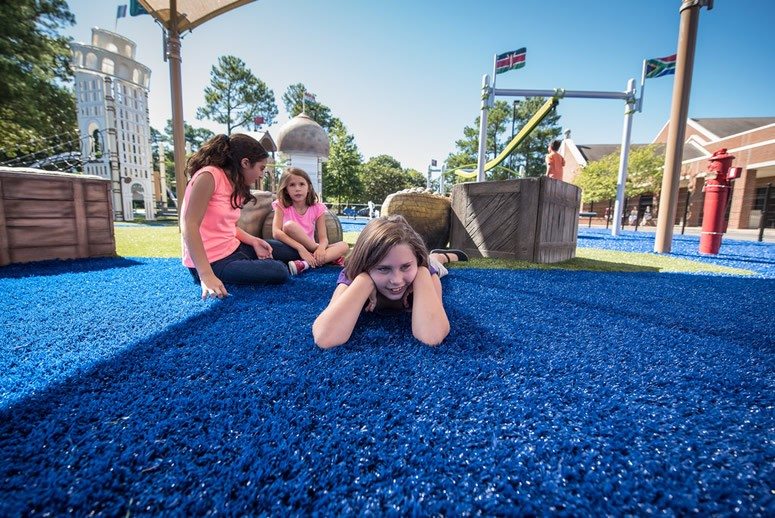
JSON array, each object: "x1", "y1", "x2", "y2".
[{"x1": 188, "y1": 240, "x2": 298, "y2": 286}]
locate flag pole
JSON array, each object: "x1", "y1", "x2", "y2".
[
  {"x1": 476, "y1": 74, "x2": 490, "y2": 183},
  {"x1": 638, "y1": 59, "x2": 647, "y2": 112},
  {"x1": 491, "y1": 53, "x2": 497, "y2": 93}
]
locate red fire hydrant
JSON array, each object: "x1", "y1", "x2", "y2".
[{"x1": 699, "y1": 148, "x2": 742, "y2": 254}]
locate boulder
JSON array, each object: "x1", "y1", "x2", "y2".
[
  {"x1": 236, "y1": 190, "x2": 273, "y2": 237},
  {"x1": 382, "y1": 188, "x2": 451, "y2": 250}
]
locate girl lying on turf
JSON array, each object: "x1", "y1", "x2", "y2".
[{"x1": 312, "y1": 215, "x2": 467, "y2": 348}]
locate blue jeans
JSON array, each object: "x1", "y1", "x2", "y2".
[{"x1": 188, "y1": 240, "x2": 297, "y2": 285}]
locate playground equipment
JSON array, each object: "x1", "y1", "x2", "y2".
[
  {"x1": 475, "y1": 73, "x2": 640, "y2": 237},
  {"x1": 453, "y1": 96, "x2": 559, "y2": 180}
]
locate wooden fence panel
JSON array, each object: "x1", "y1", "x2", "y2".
[{"x1": 0, "y1": 168, "x2": 115, "y2": 266}]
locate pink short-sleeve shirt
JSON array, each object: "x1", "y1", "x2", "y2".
[
  {"x1": 181, "y1": 167, "x2": 241, "y2": 267},
  {"x1": 272, "y1": 200, "x2": 327, "y2": 240}
]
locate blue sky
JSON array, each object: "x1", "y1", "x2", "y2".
[{"x1": 64, "y1": 0, "x2": 775, "y2": 174}]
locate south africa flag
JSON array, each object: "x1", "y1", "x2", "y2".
[
  {"x1": 495, "y1": 48, "x2": 526, "y2": 75},
  {"x1": 645, "y1": 54, "x2": 677, "y2": 79}
]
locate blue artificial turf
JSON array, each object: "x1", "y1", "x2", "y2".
[
  {"x1": 1, "y1": 246, "x2": 773, "y2": 514},
  {"x1": 577, "y1": 228, "x2": 775, "y2": 277}
]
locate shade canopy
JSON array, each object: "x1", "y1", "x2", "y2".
[{"x1": 137, "y1": 0, "x2": 256, "y2": 32}]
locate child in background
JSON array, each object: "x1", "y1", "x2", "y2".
[
  {"x1": 272, "y1": 168, "x2": 349, "y2": 275},
  {"x1": 180, "y1": 134, "x2": 297, "y2": 300},
  {"x1": 312, "y1": 215, "x2": 467, "y2": 349},
  {"x1": 545, "y1": 139, "x2": 565, "y2": 180}
]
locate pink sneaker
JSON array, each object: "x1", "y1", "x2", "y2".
[
  {"x1": 288, "y1": 260, "x2": 309, "y2": 275},
  {"x1": 331, "y1": 256, "x2": 345, "y2": 267}
]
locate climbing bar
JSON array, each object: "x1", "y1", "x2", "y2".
[{"x1": 493, "y1": 88, "x2": 633, "y2": 101}]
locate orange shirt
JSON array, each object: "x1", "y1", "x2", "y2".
[{"x1": 546, "y1": 151, "x2": 565, "y2": 180}]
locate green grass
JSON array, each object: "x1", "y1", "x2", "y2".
[
  {"x1": 460, "y1": 248, "x2": 751, "y2": 276},
  {"x1": 117, "y1": 225, "x2": 753, "y2": 276},
  {"x1": 115, "y1": 223, "x2": 181, "y2": 258}
]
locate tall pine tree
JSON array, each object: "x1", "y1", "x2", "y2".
[
  {"x1": 324, "y1": 118, "x2": 362, "y2": 208},
  {"x1": 196, "y1": 56, "x2": 277, "y2": 134},
  {"x1": 0, "y1": 0, "x2": 77, "y2": 162}
]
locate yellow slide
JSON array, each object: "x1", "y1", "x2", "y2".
[{"x1": 454, "y1": 96, "x2": 559, "y2": 179}]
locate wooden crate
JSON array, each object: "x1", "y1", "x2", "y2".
[
  {"x1": 449, "y1": 177, "x2": 581, "y2": 264},
  {"x1": 0, "y1": 168, "x2": 115, "y2": 266}
]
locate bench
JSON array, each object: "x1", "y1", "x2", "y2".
[{"x1": 579, "y1": 211, "x2": 597, "y2": 227}]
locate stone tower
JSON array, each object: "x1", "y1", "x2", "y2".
[{"x1": 70, "y1": 28, "x2": 155, "y2": 221}]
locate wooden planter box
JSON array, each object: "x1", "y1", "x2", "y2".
[
  {"x1": 0, "y1": 168, "x2": 115, "y2": 266},
  {"x1": 450, "y1": 178, "x2": 581, "y2": 264}
]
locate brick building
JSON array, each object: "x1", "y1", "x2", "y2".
[{"x1": 562, "y1": 117, "x2": 775, "y2": 229}]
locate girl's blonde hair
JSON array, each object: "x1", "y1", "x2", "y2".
[
  {"x1": 276, "y1": 167, "x2": 318, "y2": 208},
  {"x1": 184, "y1": 133, "x2": 268, "y2": 209},
  {"x1": 344, "y1": 215, "x2": 429, "y2": 280}
]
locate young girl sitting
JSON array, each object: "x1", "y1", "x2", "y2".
[
  {"x1": 271, "y1": 168, "x2": 349, "y2": 275},
  {"x1": 180, "y1": 133, "x2": 298, "y2": 300},
  {"x1": 312, "y1": 215, "x2": 467, "y2": 349}
]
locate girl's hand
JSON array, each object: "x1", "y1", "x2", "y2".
[
  {"x1": 314, "y1": 245, "x2": 327, "y2": 265},
  {"x1": 365, "y1": 285, "x2": 378, "y2": 312},
  {"x1": 299, "y1": 249, "x2": 317, "y2": 267},
  {"x1": 199, "y1": 272, "x2": 229, "y2": 300},
  {"x1": 253, "y1": 239, "x2": 273, "y2": 259}
]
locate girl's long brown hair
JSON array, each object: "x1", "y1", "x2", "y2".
[
  {"x1": 343, "y1": 215, "x2": 429, "y2": 280},
  {"x1": 184, "y1": 133, "x2": 268, "y2": 208}
]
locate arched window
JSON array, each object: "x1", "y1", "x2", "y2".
[
  {"x1": 101, "y1": 58, "x2": 115, "y2": 75},
  {"x1": 89, "y1": 125, "x2": 103, "y2": 160}
]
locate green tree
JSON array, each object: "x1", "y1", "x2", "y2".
[
  {"x1": 0, "y1": 0, "x2": 77, "y2": 162},
  {"x1": 405, "y1": 168, "x2": 427, "y2": 189},
  {"x1": 627, "y1": 144, "x2": 665, "y2": 198},
  {"x1": 195, "y1": 55, "x2": 277, "y2": 134},
  {"x1": 512, "y1": 97, "x2": 562, "y2": 178},
  {"x1": 360, "y1": 155, "x2": 429, "y2": 204},
  {"x1": 574, "y1": 144, "x2": 664, "y2": 204},
  {"x1": 574, "y1": 151, "x2": 618, "y2": 204},
  {"x1": 324, "y1": 118, "x2": 362, "y2": 207},
  {"x1": 281, "y1": 83, "x2": 333, "y2": 130}
]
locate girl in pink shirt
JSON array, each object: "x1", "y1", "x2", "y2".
[
  {"x1": 180, "y1": 134, "x2": 297, "y2": 299},
  {"x1": 271, "y1": 168, "x2": 348, "y2": 275}
]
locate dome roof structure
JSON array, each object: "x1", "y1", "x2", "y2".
[{"x1": 276, "y1": 113, "x2": 329, "y2": 157}]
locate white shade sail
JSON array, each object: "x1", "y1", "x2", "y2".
[{"x1": 137, "y1": 0, "x2": 256, "y2": 32}]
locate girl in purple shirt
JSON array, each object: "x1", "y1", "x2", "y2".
[{"x1": 313, "y1": 215, "x2": 467, "y2": 348}]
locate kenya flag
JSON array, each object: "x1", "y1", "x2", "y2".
[{"x1": 495, "y1": 48, "x2": 526, "y2": 75}]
